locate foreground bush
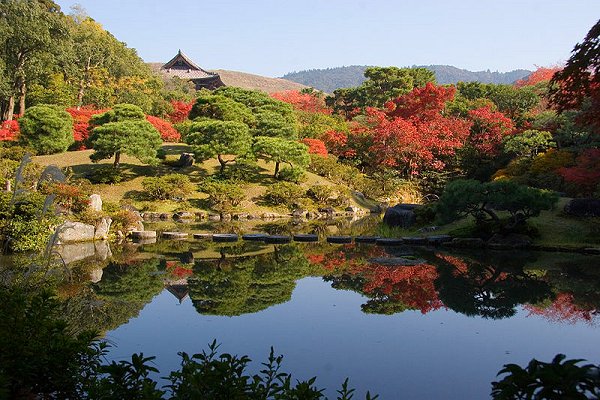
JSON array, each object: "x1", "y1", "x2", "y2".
[{"x1": 142, "y1": 174, "x2": 195, "y2": 200}]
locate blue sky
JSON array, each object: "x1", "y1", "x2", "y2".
[{"x1": 55, "y1": 0, "x2": 600, "y2": 77}]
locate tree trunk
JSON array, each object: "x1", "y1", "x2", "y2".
[
  {"x1": 218, "y1": 154, "x2": 227, "y2": 174},
  {"x1": 76, "y1": 79, "x2": 85, "y2": 110},
  {"x1": 18, "y1": 81, "x2": 26, "y2": 116},
  {"x1": 113, "y1": 151, "x2": 121, "y2": 168},
  {"x1": 5, "y1": 96, "x2": 15, "y2": 121},
  {"x1": 274, "y1": 161, "x2": 280, "y2": 178}
]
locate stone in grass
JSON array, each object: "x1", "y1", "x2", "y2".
[
  {"x1": 293, "y1": 234, "x2": 319, "y2": 242},
  {"x1": 264, "y1": 235, "x2": 292, "y2": 244},
  {"x1": 212, "y1": 234, "x2": 239, "y2": 242},
  {"x1": 242, "y1": 233, "x2": 269, "y2": 241},
  {"x1": 161, "y1": 232, "x2": 188, "y2": 239},
  {"x1": 327, "y1": 236, "x2": 353, "y2": 244},
  {"x1": 193, "y1": 233, "x2": 213, "y2": 240},
  {"x1": 355, "y1": 236, "x2": 380, "y2": 244},
  {"x1": 130, "y1": 230, "x2": 157, "y2": 240}
]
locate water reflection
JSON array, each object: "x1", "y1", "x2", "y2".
[{"x1": 4, "y1": 238, "x2": 598, "y2": 337}]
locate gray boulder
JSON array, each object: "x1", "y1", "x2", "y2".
[
  {"x1": 94, "y1": 217, "x2": 112, "y2": 240},
  {"x1": 178, "y1": 152, "x2": 195, "y2": 167},
  {"x1": 55, "y1": 221, "x2": 95, "y2": 244},
  {"x1": 383, "y1": 204, "x2": 420, "y2": 228},
  {"x1": 564, "y1": 198, "x2": 600, "y2": 217},
  {"x1": 89, "y1": 194, "x2": 102, "y2": 212},
  {"x1": 487, "y1": 233, "x2": 532, "y2": 249}
]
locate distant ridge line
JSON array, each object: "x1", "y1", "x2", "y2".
[{"x1": 281, "y1": 65, "x2": 532, "y2": 93}]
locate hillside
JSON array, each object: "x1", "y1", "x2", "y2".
[
  {"x1": 282, "y1": 65, "x2": 532, "y2": 92},
  {"x1": 211, "y1": 69, "x2": 307, "y2": 93}
]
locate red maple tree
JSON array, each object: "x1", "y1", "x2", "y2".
[
  {"x1": 271, "y1": 90, "x2": 332, "y2": 114},
  {"x1": 467, "y1": 105, "x2": 515, "y2": 155},
  {"x1": 515, "y1": 66, "x2": 562, "y2": 88},
  {"x1": 558, "y1": 148, "x2": 600, "y2": 196}
]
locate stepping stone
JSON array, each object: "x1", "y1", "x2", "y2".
[
  {"x1": 264, "y1": 235, "x2": 292, "y2": 244},
  {"x1": 354, "y1": 236, "x2": 380, "y2": 244},
  {"x1": 130, "y1": 230, "x2": 157, "y2": 239},
  {"x1": 583, "y1": 247, "x2": 600, "y2": 255},
  {"x1": 376, "y1": 238, "x2": 404, "y2": 246},
  {"x1": 402, "y1": 237, "x2": 427, "y2": 245},
  {"x1": 327, "y1": 236, "x2": 353, "y2": 244},
  {"x1": 426, "y1": 235, "x2": 453, "y2": 245},
  {"x1": 293, "y1": 234, "x2": 319, "y2": 242},
  {"x1": 193, "y1": 233, "x2": 213, "y2": 240},
  {"x1": 212, "y1": 234, "x2": 239, "y2": 242},
  {"x1": 242, "y1": 233, "x2": 269, "y2": 241},
  {"x1": 161, "y1": 232, "x2": 188, "y2": 239}
]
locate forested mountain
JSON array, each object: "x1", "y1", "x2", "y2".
[{"x1": 282, "y1": 65, "x2": 532, "y2": 92}]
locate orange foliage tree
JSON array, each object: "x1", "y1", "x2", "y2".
[
  {"x1": 271, "y1": 90, "x2": 331, "y2": 114},
  {"x1": 146, "y1": 115, "x2": 181, "y2": 142}
]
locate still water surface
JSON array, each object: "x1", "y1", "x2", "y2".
[{"x1": 83, "y1": 238, "x2": 600, "y2": 399}]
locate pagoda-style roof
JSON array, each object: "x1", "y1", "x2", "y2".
[{"x1": 160, "y1": 50, "x2": 225, "y2": 89}]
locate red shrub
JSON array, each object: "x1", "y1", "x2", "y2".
[
  {"x1": 168, "y1": 100, "x2": 194, "y2": 123},
  {"x1": 146, "y1": 115, "x2": 181, "y2": 142},
  {"x1": 301, "y1": 138, "x2": 328, "y2": 156},
  {"x1": 0, "y1": 119, "x2": 20, "y2": 141},
  {"x1": 66, "y1": 107, "x2": 106, "y2": 149},
  {"x1": 558, "y1": 148, "x2": 600, "y2": 196}
]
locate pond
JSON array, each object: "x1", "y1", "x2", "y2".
[{"x1": 4, "y1": 222, "x2": 600, "y2": 399}]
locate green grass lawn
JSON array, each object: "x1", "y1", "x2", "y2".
[{"x1": 33, "y1": 144, "x2": 377, "y2": 215}]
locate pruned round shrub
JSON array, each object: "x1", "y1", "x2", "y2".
[
  {"x1": 307, "y1": 184, "x2": 334, "y2": 203},
  {"x1": 277, "y1": 166, "x2": 306, "y2": 183},
  {"x1": 18, "y1": 105, "x2": 74, "y2": 155},
  {"x1": 201, "y1": 179, "x2": 245, "y2": 212},
  {"x1": 264, "y1": 182, "x2": 305, "y2": 207},
  {"x1": 142, "y1": 174, "x2": 195, "y2": 200}
]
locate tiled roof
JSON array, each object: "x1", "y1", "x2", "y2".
[{"x1": 161, "y1": 68, "x2": 218, "y2": 80}]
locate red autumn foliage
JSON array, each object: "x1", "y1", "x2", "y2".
[
  {"x1": 0, "y1": 119, "x2": 20, "y2": 141},
  {"x1": 359, "y1": 264, "x2": 443, "y2": 314},
  {"x1": 168, "y1": 100, "x2": 194, "y2": 123},
  {"x1": 515, "y1": 66, "x2": 562, "y2": 88},
  {"x1": 467, "y1": 106, "x2": 515, "y2": 155},
  {"x1": 271, "y1": 90, "x2": 332, "y2": 114},
  {"x1": 301, "y1": 138, "x2": 328, "y2": 156},
  {"x1": 387, "y1": 82, "x2": 456, "y2": 121},
  {"x1": 146, "y1": 115, "x2": 181, "y2": 142},
  {"x1": 166, "y1": 261, "x2": 193, "y2": 278},
  {"x1": 558, "y1": 148, "x2": 600, "y2": 195},
  {"x1": 525, "y1": 292, "x2": 598, "y2": 326},
  {"x1": 321, "y1": 130, "x2": 356, "y2": 157},
  {"x1": 366, "y1": 107, "x2": 471, "y2": 175},
  {"x1": 66, "y1": 107, "x2": 106, "y2": 149}
]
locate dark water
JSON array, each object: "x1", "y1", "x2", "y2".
[{"x1": 8, "y1": 228, "x2": 600, "y2": 399}]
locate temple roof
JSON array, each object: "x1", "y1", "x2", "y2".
[{"x1": 161, "y1": 49, "x2": 219, "y2": 81}]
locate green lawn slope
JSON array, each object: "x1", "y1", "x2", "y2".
[{"x1": 33, "y1": 144, "x2": 375, "y2": 215}]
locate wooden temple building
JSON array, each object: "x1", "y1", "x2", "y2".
[{"x1": 160, "y1": 50, "x2": 224, "y2": 90}]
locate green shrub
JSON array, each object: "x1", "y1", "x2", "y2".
[
  {"x1": 277, "y1": 166, "x2": 306, "y2": 183},
  {"x1": 18, "y1": 105, "x2": 74, "y2": 155},
  {"x1": 264, "y1": 182, "x2": 305, "y2": 207},
  {"x1": 201, "y1": 180, "x2": 245, "y2": 213},
  {"x1": 307, "y1": 184, "x2": 334, "y2": 203},
  {"x1": 142, "y1": 174, "x2": 195, "y2": 200},
  {"x1": 86, "y1": 166, "x2": 124, "y2": 184},
  {"x1": 327, "y1": 185, "x2": 352, "y2": 207},
  {"x1": 0, "y1": 145, "x2": 36, "y2": 161}
]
